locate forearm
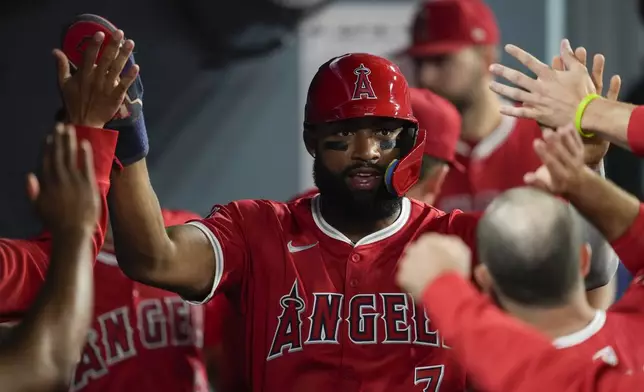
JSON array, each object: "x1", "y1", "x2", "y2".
[
  {"x1": 0, "y1": 229, "x2": 94, "y2": 391},
  {"x1": 565, "y1": 169, "x2": 639, "y2": 242},
  {"x1": 108, "y1": 159, "x2": 175, "y2": 281},
  {"x1": 581, "y1": 98, "x2": 638, "y2": 151}
]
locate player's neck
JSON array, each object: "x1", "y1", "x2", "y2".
[
  {"x1": 505, "y1": 295, "x2": 597, "y2": 341},
  {"x1": 318, "y1": 198, "x2": 401, "y2": 243},
  {"x1": 460, "y1": 88, "x2": 502, "y2": 143}
]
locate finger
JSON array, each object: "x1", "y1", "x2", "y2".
[
  {"x1": 564, "y1": 122, "x2": 585, "y2": 151},
  {"x1": 105, "y1": 40, "x2": 135, "y2": 92},
  {"x1": 489, "y1": 80, "x2": 540, "y2": 105},
  {"x1": 574, "y1": 47, "x2": 587, "y2": 67},
  {"x1": 81, "y1": 32, "x2": 105, "y2": 83},
  {"x1": 79, "y1": 139, "x2": 96, "y2": 187},
  {"x1": 560, "y1": 39, "x2": 584, "y2": 71},
  {"x1": 591, "y1": 54, "x2": 605, "y2": 96},
  {"x1": 52, "y1": 49, "x2": 71, "y2": 88},
  {"x1": 489, "y1": 63, "x2": 540, "y2": 92},
  {"x1": 112, "y1": 64, "x2": 139, "y2": 100},
  {"x1": 559, "y1": 126, "x2": 584, "y2": 165},
  {"x1": 606, "y1": 75, "x2": 622, "y2": 101},
  {"x1": 523, "y1": 171, "x2": 552, "y2": 192},
  {"x1": 498, "y1": 104, "x2": 539, "y2": 120},
  {"x1": 25, "y1": 173, "x2": 40, "y2": 202},
  {"x1": 52, "y1": 124, "x2": 69, "y2": 183},
  {"x1": 63, "y1": 124, "x2": 78, "y2": 173},
  {"x1": 551, "y1": 55, "x2": 564, "y2": 71},
  {"x1": 95, "y1": 30, "x2": 125, "y2": 86},
  {"x1": 534, "y1": 138, "x2": 569, "y2": 180},
  {"x1": 42, "y1": 133, "x2": 54, "y2": 186},
  {"x1": 504, "y1": 44, "x2": 550, "y2": 77}
]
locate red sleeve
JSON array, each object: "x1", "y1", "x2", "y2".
[
  {"x1": 76, "y1": 126, "x2": 118, "y2": 257},
  {"x1": 422, "y1": 273, "x2": 637, "y2": 392},
  {"x1": 607, "y1": 203, "x2": 644, "y2": 313},
  {"x1": 0, "y1": 126, "x2": 117, "y2": 320},
  {"x1": 184, "y1": 201, "x2": 253, "y2": 304},
  {"x1": 627, "y1": 106, "x2": 644, "y2": 156},
  {"x1": 288, "y1": 187, "x2": 319, "y2": 202},
  {"x1": 609, "y1": 203, "x2": 644, "y2": 277}
]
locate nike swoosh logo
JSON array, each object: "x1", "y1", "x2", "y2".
[{"x1": 288, "y1": 241, "x2": 318, "y2": 253}]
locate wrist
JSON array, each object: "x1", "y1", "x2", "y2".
[
  {"x1": 579, "y1": 97, "x2": 605, "y2": 133},
  {"x1": 562, "y1": 166, "x2": 597, "y2": 200}
]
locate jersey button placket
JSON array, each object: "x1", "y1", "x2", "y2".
[{"x1": 348, "y1": 253, "x2": 361, "y2": 288}]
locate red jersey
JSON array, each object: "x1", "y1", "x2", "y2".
[
  {"x1": 189, "y1": 195, "x2": 479, "y2": 392},
  {"x1": 435, "y1": 115, "x2": 542, "y2": 212},
  {"x1": 0, "y1": 126, "x2": 117, "y2": 322},
  {"x1": 422, "y1": 203, "x2": 644, "y2": 392},
  {"x1": 71, "y1": 210, "x2": 210, "y2": 392}
]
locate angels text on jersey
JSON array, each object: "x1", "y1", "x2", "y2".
[
  {"x1": 71, "y1": 297, "x2": 204, "y2": 391},
  {"x1": 268, "y1": 280, "x2": 449, "y2": 360}
]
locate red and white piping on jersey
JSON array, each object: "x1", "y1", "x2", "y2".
[
  {"x1": 552, "y1": 310, "x2": 606, "y2": 349},
  {"x1": 97, "y1": 250, "x2": 119, "y2": 266},
  {"x1": 184, "y1": 221, "x2": 225, "y2": 305},
  {"x1": 310, "y1": 194, "x2": 411, "y2": 246}
]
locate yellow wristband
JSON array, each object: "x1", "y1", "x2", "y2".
[{"x1": 574, "y1": 93, "x2": 601, "y2": 138}]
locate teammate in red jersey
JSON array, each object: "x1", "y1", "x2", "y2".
[
  {"x1": 402, "y1": 0, "x2": 618, "y2": 307},
  {"x1": 1, "y1": 124, "x2": 100, "y2": 391},
  {"x1": 105, "y1": 48, "x2": 614, "y2": 391},
  {"x1": 0, "y1": 29, "x2": 137, "y2": 323},
  {"x1": 397, "y1": 122, "x2": 644, "y2": 392},
  {"x1": 71, "y1": 209, "x2": 208, "y2": 392},
  {"x1": 204, "y1": 86, "x2": 463, "y2": 392}
]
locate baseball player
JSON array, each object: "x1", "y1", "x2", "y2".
[
  {"x1": 0, "y1": 22, "x2": 137, "y2": 323},
  {"x1": 397, "y1": 123, "x2": 644, "y2": 392},
  {"x1": 103, "y1": 40, "x2": 623, "y2": 390},
  {"x1": 1, "y1": 124, "x2": 99, "y2": 391},
  {"x1": 71, "y1": 210, "x2": 209, "y2": 392},
  {"x1": 203, "y1": 86, "x2": 463, "y2": 391},
  {"x1": 403, "y1": 0, "x2": 619, "y2": 308}
]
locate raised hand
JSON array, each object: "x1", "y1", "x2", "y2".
[
  {"x1": 488, "y1": 39, "x2": 596, "y2": 129},
  {"x1": 53, "y1": 30, "x2": 139, "y2": 129},
  {"x1": 550, "y1": 46, "x2": 621, "y2": 167},
  {"x1": 397, "y1": 234, "x2": 472, "y2": 300},
  {"x1": 27, "y1": 124, "x2": 99, "y2": 233},
  {"x1": 523, "y1": 123, "x2": 591, "y2": 196}
]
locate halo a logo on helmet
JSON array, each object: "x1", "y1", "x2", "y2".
[{"x1": 351, "y1": 64, "x2": 378, "y2": 101}]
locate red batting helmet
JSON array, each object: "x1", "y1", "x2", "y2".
[{"x1": 304, "y1": 53, "x2": 427, "y2": 197}]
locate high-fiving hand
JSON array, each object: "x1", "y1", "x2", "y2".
[
  {"x1": 523, "y1": 123, "x2": 592, "y2": 196},
  {"x1": 488, "y1": 39, "x2": 618, "y2": 131},
  {"x1": 27, "y1": 124, "x2": 99, "y2": 233},
  {"x1": 53, "y1": 30, "x2": 139, "y2": 129},
  {"x1": 396, "y1": 234, "x2": 472, "y2": 300}
]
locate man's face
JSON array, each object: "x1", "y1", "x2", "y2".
[
  {"x1": 310, "y1": 117, "x2": 408, "y2": 221},
  {"x1": 415, "y1": 47, "x2": 486, "y2": 111}
]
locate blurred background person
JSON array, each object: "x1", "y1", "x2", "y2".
[{"x1": 2, "y1": 124, "x2": 99, "y2": 391}]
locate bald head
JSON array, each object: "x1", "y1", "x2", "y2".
[{"x1": 477, "y1": 187, "x2": 584, "y2": 306}]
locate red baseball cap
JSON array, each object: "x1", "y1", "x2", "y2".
[
  {"x1": 405, "y1": 0, "x2": 500, "y2": 57},
  {"x1": 410, "y1": 88, "x2": 463, "y2": 171}
]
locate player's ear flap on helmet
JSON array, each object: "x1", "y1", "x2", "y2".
[{"x1": 303, "y1": 128, "x2": 317, "y2": 158}]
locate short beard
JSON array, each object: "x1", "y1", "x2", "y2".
[{"x1": 312, "y1": 156, "x2": 402, "y2": 222}]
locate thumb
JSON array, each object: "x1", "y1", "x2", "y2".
[
  {"x1": 560, "y1": 39, "x2": 582, "y2": 71},
  {"x1": 524, "y1": 169, "x2": 554, "y2": 192},
  {"x1": 52, "y1": 49, "x2": 71, "y2": 88},
  {"x1": 26, "y1": 173, "x2": 40, "y2": 202}
]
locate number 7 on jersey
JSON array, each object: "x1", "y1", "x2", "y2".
[{"x1": 414, "y1": 365, "x2": 444, "y2": 391}]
